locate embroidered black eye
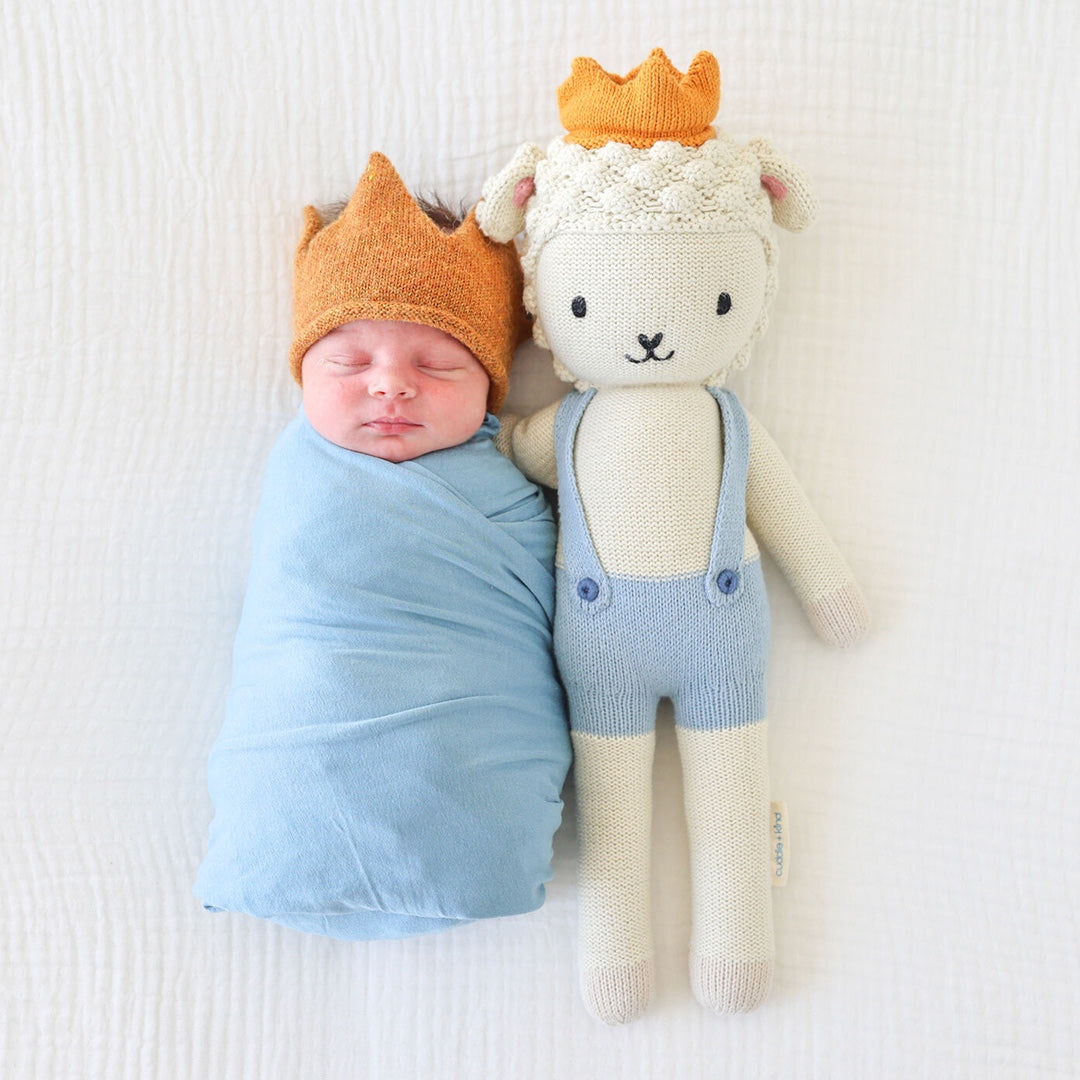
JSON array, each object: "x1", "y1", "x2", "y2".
[
  {"x1": 716, "y1": 293, "x2": 732, "y2": 316},
  {"x1": 571, "y1": 296, "x2": 587, "y2": 318}
]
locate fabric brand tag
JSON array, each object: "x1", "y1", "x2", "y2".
[{"x1": 770, "y1": 801, "x2": 789, "y2": 886}]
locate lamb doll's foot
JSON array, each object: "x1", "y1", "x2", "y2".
[
  {"x1": 690, "y1": 955, "x2": 773, "y2": 1014},
  {"x1": 581, "y1": 957, "x2": 655, "y2": 1024}
]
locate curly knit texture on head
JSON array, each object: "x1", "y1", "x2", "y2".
[
  {"x1": 516, "y1": 133, "x2": 783, "y2": 383},
  {"x1": 290, "y1": 152, "x2": 529, "y2": 412}
]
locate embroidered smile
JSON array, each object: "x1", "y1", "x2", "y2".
[{"x1": 625, "y1": 333, "x2": 674, "y2": 363}]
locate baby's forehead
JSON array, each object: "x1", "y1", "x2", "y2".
[{"x1": 316, "y1": 319, "x2": 472, "y2": 353}]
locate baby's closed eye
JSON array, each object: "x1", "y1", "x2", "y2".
[
  {"x1": 325, "y1": 355, "x2": 371, "y2": 368},
  {"x1": 418, "y1": 361, "x2": 467, "y2": 374}
]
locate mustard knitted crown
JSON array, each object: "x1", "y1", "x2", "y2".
[
  {"x1": 290, "y1": 152, "x2": 528, "y2": 412},
  {"x1": 557, "y1": 47, "x2": 720, "y2": 149}
]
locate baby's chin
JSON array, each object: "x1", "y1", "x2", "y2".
[
  {"x1": 331, "y1": 429, "x2": 429, "y2": 461},
  {"x1": 318, "y1": 423, "x2": 458, "y2": 462},
  {"x1": 354, "y1": 435, "x2": 430, "y2": 462}
]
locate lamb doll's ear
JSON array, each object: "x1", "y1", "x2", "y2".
[
  {"x1": 476, "y1": 143, "x2": 546, "y2": 242},
  {"x1": 748, "y1": 137, "x2": 818, "y2": 232}
]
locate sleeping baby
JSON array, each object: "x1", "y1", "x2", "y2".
[{"x1": 194, "y1": 152, "x2": 572, "y2": 939}]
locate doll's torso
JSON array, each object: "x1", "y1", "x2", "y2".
[{"x1": 561, "y1": 384, "x2": 756, "y2": 578}]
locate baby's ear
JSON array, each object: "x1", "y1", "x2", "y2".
[
  {"x1": 476, "y1": 143, "x2": 545, "y2": 242},
  {"x1": 747, "y1": 137, "x2": 818, "y2": 232}
]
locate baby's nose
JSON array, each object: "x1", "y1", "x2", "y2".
[
  {"x1": 371, "y1": 383, "x2": 413, "y2": 397},
  {"x1": 369, "y1": 366, "x2": 416, "y2": 397}
]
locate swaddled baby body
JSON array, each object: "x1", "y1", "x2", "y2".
[{"x1": 194, "y1": 154, "x2": 571, "y2": 939}]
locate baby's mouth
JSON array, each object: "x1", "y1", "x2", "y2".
[{"x1": 365, "y1": 416, "x2": 422, "y2": 432}]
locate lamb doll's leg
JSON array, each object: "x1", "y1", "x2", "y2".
[
  {"x1": 570, "y1": 723, "x2": 656, "y2": 1025},
  {"x1": 675, "y1": 718, "x2": 774, "y2": 1013}
]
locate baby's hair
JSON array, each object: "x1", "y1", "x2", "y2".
[{"x1": 317, "y1": 189, "x2": 470, "y2": 233}]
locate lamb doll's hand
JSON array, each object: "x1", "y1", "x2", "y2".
[
  {"x1": 805, "y1": 579, "x2": 871, "y2": 648},
  {"x1": 492, "y1": 414, "x2": 521, "y2": 459},
  {"x1": 492, "y1": 403, "x2": 560, "y2": 488}
]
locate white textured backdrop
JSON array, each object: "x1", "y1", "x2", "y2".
[{"x1": 3, "y1": 1, "x2": 1078, "y2": 1077}]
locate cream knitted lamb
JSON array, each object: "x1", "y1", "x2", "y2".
[{"x1": 477, "y1": 48, "x2": 870, "y2": 1024}]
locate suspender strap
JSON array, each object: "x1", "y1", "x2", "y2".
[
  {"x1": 553, "y1": 388, "x2": 612, "y2": 613},
  {"x1": 703, "y1": 386, "x2": 750, "y2": 604}
]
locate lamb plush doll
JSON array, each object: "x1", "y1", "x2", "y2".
[{"x1": 477, "y1": 48, "x2": 870, "y2": 1024}]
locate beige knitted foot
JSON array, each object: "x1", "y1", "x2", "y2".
[
  {"x1": 690, "y1": 955, "x2": 773, "y2": 1013},
  {"x1": 581, "y1": 957, "x2": 656, "y2": 1025}
]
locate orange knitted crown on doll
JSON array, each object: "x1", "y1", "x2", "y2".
[
  {"x1": 557, "y1": 47, "x2": 721, "y2": 149},
  {"x1": 290, "y1": 152, "x2": 528, "y2": 411}
]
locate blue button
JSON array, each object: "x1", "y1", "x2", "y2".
[
  {"x1": 717, "y1": 569, "x2": 740, "y2": 594},
  {"x1": 577, "y1": 577, "x2": 599, "y2": 602}
]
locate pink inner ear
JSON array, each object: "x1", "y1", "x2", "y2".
[
  {"x1": 761, "y1": 174, "x2": 787, "y2": 202},
  {"x1": 512, "y1": 177, "x2": 535, "y2": 208}
]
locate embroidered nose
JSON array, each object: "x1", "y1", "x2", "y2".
[
  {"x1": 576, "y1": 577, "x2": 599, "y2": 602},
  {"x1": 638, "y1": 332, "x2": 663, "y2": 351},
  {"x1": 717, "y1": 569, "x2": 740, "y2": 594}
]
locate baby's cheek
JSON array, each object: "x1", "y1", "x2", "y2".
[
  {"x1": 443, "y1": 378, "x2": 489, "y2": 443},
  {"x1": 305, "y1": 379, "x2": 357, "y2": 441},
  {"x1": 461, "y1": 382, "x2": 490, "y2": 429}
]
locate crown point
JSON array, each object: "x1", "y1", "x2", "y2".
[
  {"x1": 645, "y1": 46, "x2": 676, "y2": 71},
  {"x1": 345, "y1": 151, "x2": 418, "y2": 220},
  {"x1": 570, "y1": 55, "x2": 603, "y2": 77},
  {"x1": 363, "y1": 151, "x2": 395, "y2": 180},
  {"x1": 688, "y1": 51, "x2": 719, "y2": 87}
]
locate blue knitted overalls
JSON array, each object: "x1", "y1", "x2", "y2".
[{"x1": 552, "y1": 386, "x2": 771, "y2": 736}]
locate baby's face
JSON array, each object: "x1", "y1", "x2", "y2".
[{"x1": 301, "y1": 320, "x2": 490, "y2": 462}]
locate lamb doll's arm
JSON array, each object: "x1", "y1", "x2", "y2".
[
  {"x1": 493, "y1": 400, "x2": 560, "y2": 488},
  {"x1": 745, "y1": 410, "x2": 870, "y2": 647}
]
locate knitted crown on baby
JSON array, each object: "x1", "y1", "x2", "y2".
[{"x1": 290, "y1": 152, "x2": 529, "y2": 412}]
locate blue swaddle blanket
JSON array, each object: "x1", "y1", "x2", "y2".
[{"x1": 194, "y1": 408, "x2": 571, "y2": 939}]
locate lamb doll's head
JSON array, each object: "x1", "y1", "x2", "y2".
[{"x1": 477, "y1": 49, "x2": 817, "y2": 389}]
